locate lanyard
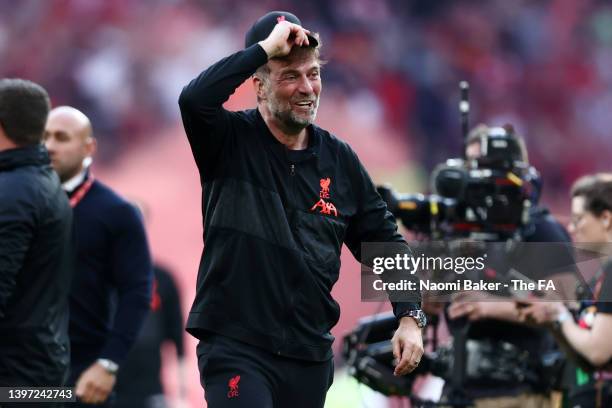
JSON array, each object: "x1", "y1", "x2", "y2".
[
  {"x1": 69, "y1": 175, "x2": 94, "y2": 208},
  {"x1": 593, "y1": 266, "x2": 607, "y2": 302}
]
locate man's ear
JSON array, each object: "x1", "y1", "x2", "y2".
[
  {"x1": 85, "y1": 137, "x2": 97, "y2": 158},
  {"x1": 0, "y1": 123, "x2": 18, "y2": 149},
  {"x1": 600, "y1": 209, "x2": 612, "y2": 230},
  {"x1": 252, "y1": 75, "x2": 267, "y2": 101}
]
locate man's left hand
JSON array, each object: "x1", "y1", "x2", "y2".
[
  {"x1": 391, "y1": 316, "x2": 424, "y2": 376},
  {"x1": 75, "y1": 362, "x2": 116, "y2": 404}
]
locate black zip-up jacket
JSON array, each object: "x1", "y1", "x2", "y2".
[
  {"x1": 179, "y1": 44, "x2": 420, "y2": 361},
  {"x1": 0, "y1": 145, "x2": 73, "y2": 385}
]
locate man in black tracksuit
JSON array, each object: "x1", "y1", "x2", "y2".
[
  {"x1": 179, "y1": 11, "x2": 424, "y2": 407},
  {"x1": 0, "y1": 79, "x2": 73, "y2": 400}
]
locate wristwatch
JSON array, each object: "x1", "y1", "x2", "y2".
[
  {"x1": 97, "y1": 358, "x2": 119, "y2": 375},
  {"x1": 398, "y1": 309, "x2": 427, "y2": 328}
]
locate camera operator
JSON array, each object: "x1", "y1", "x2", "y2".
[
  {"x1": 442, "y1": 124, "x2": 577, "y2": 408},
  {"x1": 520, "y1": 173, "x2": 612, "y2": 407}
]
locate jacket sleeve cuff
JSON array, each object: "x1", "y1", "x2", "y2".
[
  {"x1": 392, "y1": 302, "x2": 421, "y2": 321},
  {"x1": 99, "y1": 339, "x2": 130, "y2": 366},
  {"x1": 252, "y1": 43, "x2": 270, "y2": 64}
]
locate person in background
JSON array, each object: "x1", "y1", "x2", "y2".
[
  {"x1": 44, "y1": 106, "x2": 153, "y2": 406},
  {"x1": 114, "y1": 264, "x2": 187, "y2": 408},
  {"x1": 521, "y1": 173, "x2": 612, "y2": 407},
  {"x1": 114, "y1": 202, "x2": 187, "y2": 408},
  {"x1": 0, "y1": 79, "x2": 73, "y2": 401},
  {"x1": 444, "y1": 124, "x2": 577, "y2": 408}
]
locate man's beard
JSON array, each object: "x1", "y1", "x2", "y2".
[{"x1": 267, "y1": 95, "x2": 318, "y2": 134}]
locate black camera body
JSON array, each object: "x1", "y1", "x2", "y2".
[
  {"x1": 350, "y1": 126, "x2": 555, "y2": 405},
  {"x1": 342, "y1": 312, "x2": 449, "y2": 396},
  {"x1": 378, "y1": 128, "x2": 541, "y2": 241},
  {"x1": 342, "y1": 312, "x2": 565, "y2": 401}
]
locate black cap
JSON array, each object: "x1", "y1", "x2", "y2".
[{"x1": 244, "y1": 11, "x2": 318, "y2": 49}]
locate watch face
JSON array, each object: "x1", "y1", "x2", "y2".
[
  {"x1": 98, "y1": 359, "x2": 118, "y2": 373},
  {"x1": 414, "y1": 310, "x2": 426, "y2": 327},
  {"x1": 401, "y1": 310, "x2": 426, "y2": 327}
]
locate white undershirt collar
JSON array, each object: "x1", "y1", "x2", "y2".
[{"x1": 62, "y1": 168, "x2": 88, "y2": 193}]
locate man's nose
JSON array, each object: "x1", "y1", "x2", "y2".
[
  {"x1": 44, "y1": 138, "x2": 56, "y2": 153},
  {"x1": 297, "y1": 75, "x2": 314, "y2": 94}
]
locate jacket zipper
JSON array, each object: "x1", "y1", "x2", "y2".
[
  {"x1": 280, "y1": 161, "x2": 297, "y2": 355},
  {"x1": 289, "y1": 163, "x2": 296, "y2": 204}
]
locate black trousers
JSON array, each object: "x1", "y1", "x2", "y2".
[{"x1": 197, "y1": 334, "x2": 334, "y2": 408}]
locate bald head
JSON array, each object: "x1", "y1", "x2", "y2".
[
  {"x1": 44, "y1": 106, "x2": 96, "y2": 182},
  {"x1": 47, "y1": 106, "x2": 93, "y2": 140}
]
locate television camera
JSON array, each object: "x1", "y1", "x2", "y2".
[
  {"x1": 345, "y1": 82, "x2": 561, "y2": 407},
  {"x1": 377, "y1": 125, "x2": 542, "y2": 241}
]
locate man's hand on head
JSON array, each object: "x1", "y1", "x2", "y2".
[
  {"x1": 391, "y1": 316, "x2": 424, "y2": 376},
  {"x1": 259, "y1": 21, "x2": 311, "y2": 59},
  {"x1": 75, "y1": 361, "x2": 117, "y2": 404}
]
